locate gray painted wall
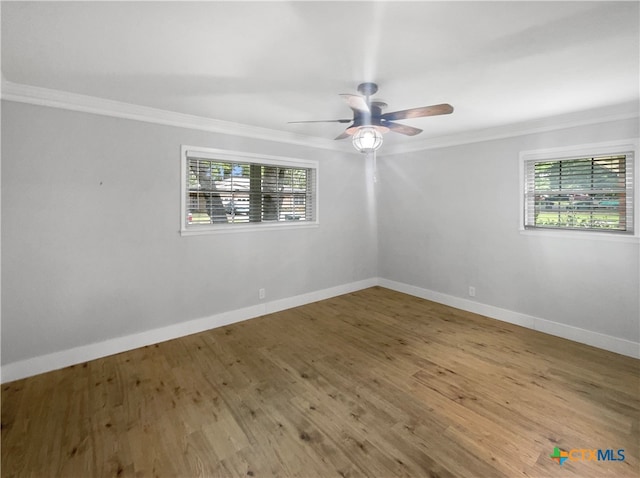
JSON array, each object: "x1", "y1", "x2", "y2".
[
  {"x1": 377, "y1": 118, "x2": 640, "y2": 342},
  {"x1": 2, "y1": 100, "x2": 639, "y2": 368},
  {"x1": 1, "y1": 101, "x2": 377, "y2": 364}
]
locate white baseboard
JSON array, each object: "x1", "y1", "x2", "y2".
[
  {"x1": 0, "y1": 278, "x2": 377, "y2": 383},
  {"x1": 3, "y1": 276, "x2": 636, "y2": 383},
  {"x1": 265, "y1": 278, "x2": 377, "y2": 315},
  {"x1": 378, "y1": 278, "x2": 640, "y2": 359}
]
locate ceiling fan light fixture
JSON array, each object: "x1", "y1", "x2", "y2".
[{"x1": 352, "y1": 126, "x2": 383, "y2": 153}]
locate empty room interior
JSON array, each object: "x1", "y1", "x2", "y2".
[{"x1": 1, "y1": 1, "x2": 639, "y2": 477}]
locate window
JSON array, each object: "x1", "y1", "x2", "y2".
[
  {"x1": 181, "y1": 146, "x2": 317, "y2": 234},
  {"x1": 522, "y1": 142, "x2": 636, "y2": 235}
]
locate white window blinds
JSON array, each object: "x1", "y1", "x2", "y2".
[
  {"x1": 183, "y1": 148, "x2": 316, "y2": 229},
  {"x1": 524, "y1": 152, "x2": 634, "y2": 233}
]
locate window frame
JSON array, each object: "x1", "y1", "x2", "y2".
[
  {"x1": 180, "y1": 145, "x2": 319, "y2": 236},
  {"x1": 519, "y1": 139, "x2": 639, "y2": 242}
]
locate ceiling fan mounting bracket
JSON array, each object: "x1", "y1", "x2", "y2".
[{"x1": 357, "y1": 82, "x2": 378, "y2": 97}]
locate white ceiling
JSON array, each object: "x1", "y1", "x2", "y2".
[{"x1": 2, "y1": 1, "x2": 639, "y2": 149}]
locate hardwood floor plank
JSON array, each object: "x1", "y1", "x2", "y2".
[{"x1": 2, "y1": 287, "x2": 638, "y2": 477}]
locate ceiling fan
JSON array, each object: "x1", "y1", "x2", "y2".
[{"x1": 289, "y1": 82, "x2": 454, "y2": 151}]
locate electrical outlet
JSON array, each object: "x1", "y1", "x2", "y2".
[
  {"x1": 468, "y1": 286, "x2": 476, "y2": 297},
  {"x1": 259, "y1": 288, "x2": 266, "y2": 300}
]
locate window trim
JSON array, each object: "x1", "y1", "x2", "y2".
[
  {"x1": 519, "y1": 139, "x2": 639, "y2": 242},
  {"x1": 180, "y1": 145, "x2": 319, "y2": 236}
]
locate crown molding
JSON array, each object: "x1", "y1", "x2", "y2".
[
  {"x1": 2, "y1": 79, "x2": 637, "y2": 156},
  {"x1": 383, "y1": 101, "x2": 640, "y2": 155},
  {"x1": 0, "y1": 79, "x2": 351, "y2": 153}
]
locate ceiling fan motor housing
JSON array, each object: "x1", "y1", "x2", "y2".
[{"x1": 347, "y1": 101, "x2": 390, "y2": 134}]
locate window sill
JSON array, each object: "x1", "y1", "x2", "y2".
[
  {"x1": 180, "y1": 221, "x2": 319, "y2": 236},
  {"x1": 519, "y1": 228, "x2": 639, "y2": 243}
]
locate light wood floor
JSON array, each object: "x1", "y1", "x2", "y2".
[{"x1": 2, "y1": 287, "x2": 639, "y2": 477}]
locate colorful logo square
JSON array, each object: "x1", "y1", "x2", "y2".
[{"x1": 550, "y1": 447, "x2": 569, "y2": 465}]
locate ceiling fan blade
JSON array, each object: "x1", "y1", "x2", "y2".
[
  {"x1": 288, "y1": 119, "x2": 352, "y2": 124},
  {"x1": 384, "y1": 121, "x2": 423, "y2": 136},
  {"x1": 334, "y1": 129, "x2": 353, "y2": 140},
  {"x1": 381, "y1": 103, "x2": 454, "y2": 121},
  {"x1": 340, "y1": 94, "x2": 370, "y2": 113}
]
